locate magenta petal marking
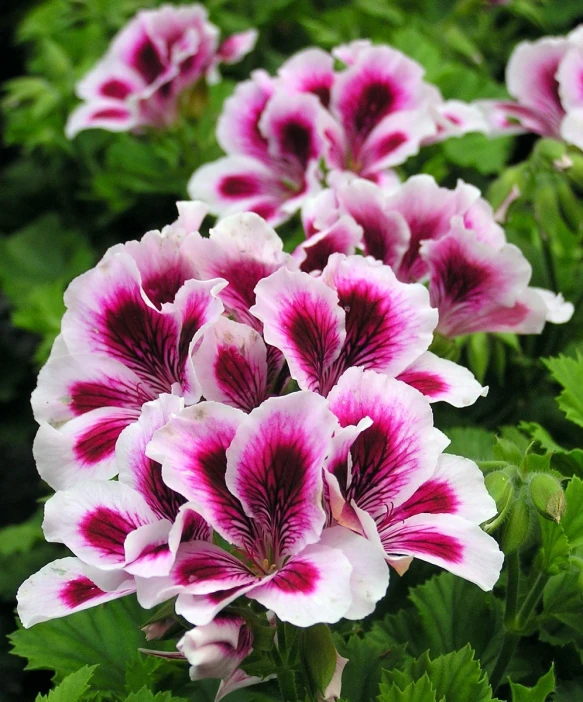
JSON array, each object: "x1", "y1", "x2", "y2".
[
  {"x1": 381, "y1": 522, "x2": 464, "y2": 563},
  {"x1": 392, "y1": 479, "x2": 459, "y2": 520},
  {"x1": 80, "y1": 506, "x2": 145, "y2": 557},
  {"x1": 395, "y1": 369, "x2": 448, "y2": 397},
  {"x1": 74, "y1": 412, "x2": 134, "y2": 465},
  {"x1": 267, "y1": 558, "x2": 318, "y2": 594},
  {"x1": 225, "y1": 392, "x2": 336, "y2": 559},
  {"x1": 59, "y1": 576, "x2": 106, "y2": 608}
]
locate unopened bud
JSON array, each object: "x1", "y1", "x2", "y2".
[
  {"x1": 485, "y1": 471, "x2": 514, "y2": 515},
  {"x1": 501, "y1": 499, "x2": 531, "y2": 555},
  {"x1": 529, "y1": 473, "x2": 566, "y2": 523},
  {"x1": 141, "y1": 618, "x2": 176, "y2": 641}
]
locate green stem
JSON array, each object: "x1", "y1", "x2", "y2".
[
  {"x1": 277, "y1": 669, "x2": 299, "y2": 702},
  {"x1": 517, "y1": 572, "x2": 546, "y2": 628},
  {"x1": 490, "y1": 551, "x2": 520, "y2": 691},
  {"x1": 540, "y1": 228, "x2": 559, "y2": 293},
  {"x1": 490, "y1": 558, "x2": 549, "y2": 693}
]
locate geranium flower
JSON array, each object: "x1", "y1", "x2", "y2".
[
  {"x1": 136, "y1": 392, "x2": 390, "y2": 627},
  {"x1": 17, "y1": 395, "x2": 210, "y2": 627},
  {"x1": 66, "y1": 4, "x2": 257, "y2": 136},
  {"x1": 477, "y1": 27, "x2": 583, "y2": 150},
  {"x1": 325, "y1": 368, "x2": 504, "y2": 589},
  {"x1": 31, "y1": 203, "x2": 224, "y2": 488},
  {"x1": 297, "y1": 175, "x2": 573, "y2": 337},
  {"x1": 188, "y1": 42, "x2": 484, "y2": 224}
]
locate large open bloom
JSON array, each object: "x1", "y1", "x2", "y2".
[
  {"x1": 137, "y1": 391, "x2": 390, "y2": 627},
  {"x1": 31, "y1": 203, "x2": 224, "y2": 488},
  {"x1": 188, "y1": 42, "x2": 485, "y2": 224},
  {"x1": 66, "y1": 4, "x2": 256, "y2": 136},
  {"x1": 295, "y1": 175, "x2": 573, "y2": 337},
  {"x1": 477, "y1": 26, "x2": 583, "y2": 150}
]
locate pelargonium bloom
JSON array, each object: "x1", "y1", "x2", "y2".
[
  {"x1": 188, "y1": 41, "x2": 485, "y2": 224},
  {"x1": 136, "y1": 391, "x2": 390, "y2": 627},
  {"x1": 325, "y1": 368, "x2": 504, "y2": 589},
  {"x1": 476, "y1": 26, "x2": 583, "y2": 150},
  {"x1": 66, "y1": 4, "x2": 257, "y2": 136},
  {"x1": 297, "y1": 174, "x2": 573, "y2": 337},
  {"x1": 31, "y1": 203, "x2": 224, "y2": 488}
]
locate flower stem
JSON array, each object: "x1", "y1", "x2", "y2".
[
  {"x1": 490, "y1": 554, "x2": 548, "y2": 692},
  {"x1": 277, "y1": 669, "x2": 299, "y2": 701}
]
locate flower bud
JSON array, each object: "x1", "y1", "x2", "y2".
[
  {"x1": 501, "y1": 499, "x2": 531, "y2": 554},
  {"x1": 529, "y1": 473, "x2": 566, "y2": 523},
  {"x1": 485, "y1": 470, "x2": 514, "y2": 515},
  {"x1": 534, "y1": 138, "x2": 567, "y2": 164}
]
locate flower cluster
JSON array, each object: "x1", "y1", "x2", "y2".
[
  {"x1": 294, "y1": 173, "x2": 574, "y2": 337},
  {"x1": 19, "y1": 202, "x2": 505, "y2": 698},
  {"x1": 66, "y1": 4, "x2": 257, "y2": 137},
  {"x1": 188, "y1": 41, "x2": 487, "y2": 225},
  {"x1": 478, "y1": 25, "x2": 583, "y2": 150}
]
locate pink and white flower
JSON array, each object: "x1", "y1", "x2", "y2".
[
  {"x1": 299, "y1": 175, "x2": 573, "y2": 337},
  {"x1": 66, "y1": 4, "x2": 257, "y2": 136},
  {"x1": 31, "y1": 204, "x2": 225, "y2": 488},
  {"x1": 188, "y1": 42, "x2": 484, "y2": 224},
  {"x1": 178, "y1": 614, "x2": 270, "y2": 701},
  {"x1": 325, "y1": 368, "x2": 504, "y2": 590},
  {"x1": 137, "y1": 392, "x2": 390, "y2": 626},
  {"x1": 477, "y1": 27, "x2": 583, "y2": 150}
]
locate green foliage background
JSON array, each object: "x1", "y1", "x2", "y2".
[{"x1": 2, "y1": 0, "x2": 583, "y2": 700}]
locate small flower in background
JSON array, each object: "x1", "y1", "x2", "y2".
[
  {"x1": 188, "y1": 41, "x2": 487, "y2": 225},
  {"x1": 477, "y1": 25, "x2": 583, "y2": 150},
  {"x1": 66, "y1": 4, "x2": 257, "y2": 137}
]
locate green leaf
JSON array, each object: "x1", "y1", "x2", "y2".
[
  {"x1": 0, "y1": 509, "x2": 43, "y2": 556},
  {"x1": 381, "y1": 645, "x2": 496, "y2": 702},
  {"x1": 10, "y1": 596, "x2": 172, "y2": 694},
  {"x1": 378, "y1": 674, "x2": 438, "y2": 702},
  {"x1": 443, "y1": 427, "x2": 496, "y2": 461},
  {"x1": 467, "y1": 332, "x2": 490, "y2": 383},
  {"x1": 544, "y1": 354, "x2": 583, "y2": 428},
  {"x1": 509, "y1": 664, "x2": 555, "y2": 701},
  {"x1": 539, "y1": 518, "x2": 571, "y2": 574},
  {"x1": 406, "y1": 572, "x2": 503, "y2": 672},
  {"x1": 35, "y1": 665, "x2": 97, "y2": 701},
  {"x1": 124, "y1": 687, "x2": 188, "y2": 702},
  {"x1": 443, "y1": 134, "x2": 512, "y2": 175},
  {"x1": 301, "y1": 624, "x2": 337, "y2": 697},
  {"x1": 561, "y1": 477, "x2": 583, "y2": 548}
]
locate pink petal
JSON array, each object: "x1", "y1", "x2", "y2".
[
  {"x1": 216, "y1": 669, "x2": 271, "y2": 702},
  {"x1": 421, "y1": 227, "x2": 545, "y2": 336},
  {"x1": 383, "y1": 174, "x2": 481, "y2": 282},
  {"x1": 183, "y1": 212, "x2": 292, "y2": 327},
  {"x1": 226, "y1": 392, "x2": 338, "y2": 559},
  {"x1": 560, "y1": 106, "x2": 583, "y2": 149},
  {"x1": 558, "y1": 46, "x2": 583, "y2": 111},
  {"x1": 327, "y1": 367, "x2": 449, "y2": 516},
  {"x1": 124, "y1": 519, "x2": 174, "y2": 577},
  {"x1": 333, "y1": 178, "x2": 409, "y2": 268},
  {"x1": 136, "y1": 541, "x2": 258, "y2": 610},
  {"x1": 247, "y1": 544, "x2": 353, "y2": 626},
  {"x1": 396, "y1": 352, "x2": 487, "y2": 408},
  {"x1": 359, "y1": 108, "x2": 436, "y2": 174},
  {"x1": 33, "y1": 407, "x2": 139, "y2": 490},
  {"x1": 376, "y1": 512, "x2": 504, "y2": 591},
  {"x1": 193, "y1": 317, "x2": 270, "y2": 412},
  {"x1": 331, "y1": 45, "x2": 426, "y2": 156},
  {"x1": 252, "y1": 267, "x2": 345, "y2": 393},
  {"x1": 218, "y1": 29, "x2": 258, "y2": 64},
  {"x1": 17, "y1": 557, "x2": 135, "y2": 628},
  {"x1": 320, "y1": 254, "x2": 437, "y2": 386},
  {"x1": 293, "y1": 215, "x2": 363, "y2": 274},
  {"x1": 147, "y1": 401, "x2": 253, "y2": 549},
  {"x1": 506, "y1": 37, "x2": 569, "y2": 135},
  {"x1": 318, "y1": 526, "x2": 389, "y2": 619},
  {"x1": 216, "y1": 73, "x2": 274, "y2": 158},
  {"x1": 277, "y1": 48, "x2": 335, "y2": 107},
  {"x1": 66, "y1": 100, "x2": 137, "y2": 138},
  {"x1": 42, "y1": 481, "x2": 157, "y2": 569},
  {"x1": 117, "y1": 395, "x2": 187, "y2": 521},
  {"x1": 392, "y1": 453, "x2": 497, "y2": 524},
  {"x1": 531, "y1": 288, "x2": 574, "y2": 324},
  {"x1": 427, "y1": 100, "x2": 489, "y2": 144}
]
